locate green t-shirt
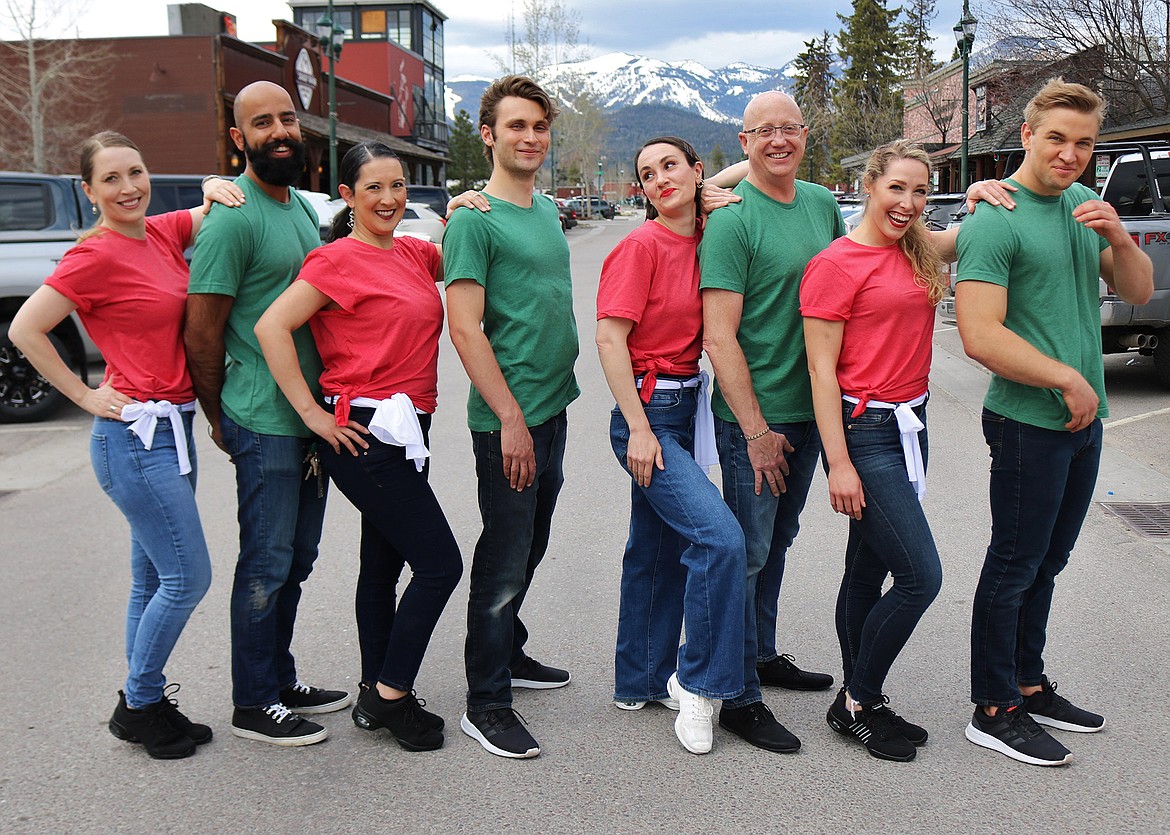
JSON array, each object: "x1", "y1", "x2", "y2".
[
  {"x1": 187, "y1": 177, "x2": 323, "y2": 437},
  {"x1": 699, "y1": 179, "x2": 845, "y2": 423},
  {"x1": 442, "y1": 194, "x2": 580, "y2": 431},
  {"x1": 956, "y1": 179, "x2": 1110, "y2": 431}
]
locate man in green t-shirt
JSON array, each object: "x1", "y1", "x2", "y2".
[
  {"x1": 699, "y1": 91, "x2": 842, "y2": 755},
  {"x1": 956, "y1": 78, "x2": 1152, "y2": 767},
  {"x1": 443, "y1": 76, "x2": 580, "y2": 760},
  {"x1": 185, "y1": 81, "x2": 350, "y2": 747}
]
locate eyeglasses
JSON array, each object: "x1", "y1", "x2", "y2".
[{"x1": 743, "y1": 123, "x2": 806, "y2": 139}]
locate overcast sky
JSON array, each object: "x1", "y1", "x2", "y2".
[{"x1": 17, "y1": 0, "x2": 972, "y2": 77}]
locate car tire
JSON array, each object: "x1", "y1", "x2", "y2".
[
  {"x1": 1154, "y1": 327, "x2": 1170, "y2": 389},
  {"x1": 0, "y1": 320, "x2": 73, "y2": 423}
]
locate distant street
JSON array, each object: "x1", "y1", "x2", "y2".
[{"x1": 2, "y1": 215, "x2": 1169, "y2": 833}]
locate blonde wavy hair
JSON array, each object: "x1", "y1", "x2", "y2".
[{"x1": 861, "y1": 140, "x2": 948, "y2": 305}]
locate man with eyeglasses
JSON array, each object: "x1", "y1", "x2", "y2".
[{"x1": 699, "y1": 90, "x2": 843, "y2": 754}]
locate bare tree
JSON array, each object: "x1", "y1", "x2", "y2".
[
  {"x1": 554, "y1": 85, "x2": 610, "y2": 202},
  {"x1": 983, "y1": 0, "x2": 1170, "y2": 121},
  {"x1": 494, "y1": 0, "x2": 584, "y2": 78},
  {"x1": 0, "y1": 0, "x2": 110, "y2": 172}
]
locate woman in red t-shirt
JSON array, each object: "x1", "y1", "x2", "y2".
[
  {"x1": 10, "y1": 131, "x2": 243, "y2": 760},
  {"x1": 596, "y1": 136, "x2": 750, "y2": 756},
  {"x1": 800, "y1": 140, "x2": 950, "y2": 763},
  {"x1": 256, "y1": 141, "x2": 460, "y2": 753}
]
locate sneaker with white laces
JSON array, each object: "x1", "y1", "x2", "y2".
[
  {"x1": 279, "y1": 680, "x2": 352, "y2": 714},
  {"x1": 231, "y1": 703, "x2": 328, "y2": 747},
  {"x1": 1023, "y1": 677, "x2": 1105, "y2": 733},
  {"x1": 965, "y1": 705, "x2": 1072, "y2": 766},
  {"x1": 826, "y1": 689, "x2": 916, "y2": 762},
  {"x1": 613, "y1": 696, "x2": 680, "y2": 711},
  {"x1": 667, "y1": 672, "x2": 713, "y2": 754}
]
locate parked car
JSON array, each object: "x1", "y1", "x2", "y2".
[
  {"x1": 397, "y1": 202, "x2": 445, "y2": 240},
  {"x1": 566, "y1": 196, "x2": 615, "y2": 220},
  {"x1": 556, "y1": 198, "x2": 578, "y2": 231},
  {"x1": 408, "y1": 184, "x2": 452, "y2": 218}
]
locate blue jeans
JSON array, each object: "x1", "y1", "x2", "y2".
[
  {"x1": 610, "y1": 388, "x2": 745, "y2": 701},
  {"x1": 221, "y1": 413, "x2": 327, "y2": 709},
  {"x1": 90, "y1": 412, "x2": 212, "y2": 709},
  {"x1": 832, "y1": 401, "x2": 942, "y2": 705},
  {"x1": 323, "y1": 410, "x2": 462, "y2": 691},
  {"x1": 971, "y1": 409, "x2": 1102, "y2": 707},
  {"x1": 716, "y1": 416, "x2": 821, "y2": 709},
  {"x1": 465, "y1": 411, "x2": 567, "y2": 712}
]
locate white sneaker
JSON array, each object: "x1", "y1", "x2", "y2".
[
  {"x1": 613, "y1": 696, "x2": 681, "y2": 711},
  {"x1": 667, "y1": 673, "x2": 713, "y2": 754}
]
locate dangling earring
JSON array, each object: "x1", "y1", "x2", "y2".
[
  {"x1": 91, "y1": 204, "x2": 98, "y2": 215},
  {"x1": 347, "y1": 210, "x2": 355, "y2": 230},
  {"x1": 697, "y1": 178, "x2": 705, "y2": 190}
]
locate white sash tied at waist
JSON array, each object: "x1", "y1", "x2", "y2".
[
  {"x1": 119, "y1": 400, "x2": 197, "y2": 476},
  {"x1": 842, "y1": 392, "x2": 929, "y2": 501},
  {"x1": 333, "y1": 393, "x2": 430, "y2": 472},
  {"x1": 634, "y1": 371, "x2": 718, "y2": 473}
]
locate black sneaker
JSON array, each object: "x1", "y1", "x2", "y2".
[
  {"x1": 352, "y1": 686, "x2": 444, "y2": 752},
  {"x1": 359, "y1": 682, "x2": 444, "y2": 731},
  {"x1": 965, "y1": 705, "x2": 1072, "y2": 766},
  {"x1": 757, "y1": 654, "x2": 834, "y2": 691},
  {"x1": 1023, "y1": 677, "x2": 1105, "y2": 733},
  {"x1": 231, "y1": 703, "x2": 328, "y2": 747},
  {"x1": 460, "y1": 708, "x2": 540, "y2": 758},
  {"x1": 509, "y1": 657, "x2": 571, "y2": 690},
  {"x1": 279, "y1": 680, "x2": 352, "y2": 714},
  {"x1": 830, "y1": 690, "x2": 928, "y2": 745},
  {"x1": 157, "y1": 683, "x2": 213, "y2": 745},
  {"x1": 826, "y1": 690, "x2": 917, "y2": 762},
  {"x1": 718, "y1": 701, "x2": 801, "y2": 753},
  {"x1": 109, "y1": 690, "x2": 197, "y2": 760}
]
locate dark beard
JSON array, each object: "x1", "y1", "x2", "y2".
[{"x1": 244, "y1": 137, "x2": 307, "y2": 187}]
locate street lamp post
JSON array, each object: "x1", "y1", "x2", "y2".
[
  {"x1": 954, "y1": 2, "x2": 978, "y2": 191},
  {"x1": 316, "y1": 3, "x2": 344, "y2": 196}
]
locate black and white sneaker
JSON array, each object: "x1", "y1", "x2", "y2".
[
  {"x1": 460, "y1": 708, "x2": 540, "y2": 758},
  {"x1": 826, "y1": 689, "x2": 917, "y2": 762},
  {"x1": 279, "y1": 680, "x2": 352, "y2": 714},
  {"x1": 965, "y1": 705, "x2": 1072, "y2": 766},
  {"x1": 231, "y1": 703, "x2": 328, "y2": 747},
  {"x1": 509, "y1": 657, "x2": 570, "y2": 690},
  {"x1": 1023, "y1": 678, "x2": 1105, "y2": 733}
]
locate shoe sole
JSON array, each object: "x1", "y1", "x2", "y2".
[
  {"x1": 230, "y1": 724, "x2": 328, "y2": 747},
  {"x1": 964, "y1": 722, "x2": 1071, "y2": 766},
  {"x1": 352, "y1": 705, "x2": 443, "y2": 752},
  {"x1": 459, "y1": 713, "x2": 540, "y2": 758},
  {"x1": 510, "y1": 674, "x2": 571, "y2": 690},
  {"x1": 613, "y1": 698, "x2": 680, "y2": 712},
  {"x1": 109, "y1": 720, "x2": 197, "y2": 759},
  {"x1": 280, "y1": 694, "x2": 353, "y2": 715},
  {"x1": 1032, "y1": 714, "x2": 1106, "y2": 733}
]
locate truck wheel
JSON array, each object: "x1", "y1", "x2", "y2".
[
  {"x1": 1154, "y1": 328, "x2": 1170, "y2": 389},
  {"x1": 0, "y1": 321, "x2": 71, "y2": 422}
]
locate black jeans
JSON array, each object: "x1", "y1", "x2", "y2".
[{"x1": 324, "y1": 410, "x2": 463, "y2": 691}]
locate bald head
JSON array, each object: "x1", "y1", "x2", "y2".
[
  {"x1": 233, "y1": 80, "x2": 294, "y2": 126},
  {"x1": 743, "y1": 91, "x2": 802, "y2": 130},
  {"x1": 739, "y1": 90, "x2": 807, "y2": 198}
]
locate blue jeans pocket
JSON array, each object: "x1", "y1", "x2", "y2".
[{"x1": 90, "y1": 429, "x2": 113, "y2": 492}]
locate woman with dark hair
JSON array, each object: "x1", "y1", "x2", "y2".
[
  {"x1": 255, "y1": 140, "x2": 462, "y2": 752},
  {"x1": 10, "y1": 131, "x2": 243, "y2": 760},
  {"x1": 801, "y1": 140, "x2": 954, "y2": 762},
  {"x1": 596, "y1": 136, "x2": 751, "y2": 756}
]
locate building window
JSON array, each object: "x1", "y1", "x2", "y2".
[
  {"x1": 335, "y1": 10, "x2": 353, "y2": 40},
  {"x1": 421, "y1": 9, "x2": 442, "y2": 68},
  {"x1": 389, "y1": 9, "x2": 411, "y2": 49},
  {"x1": 360, "y1": 9, "x2": 386, "y2": 39}
]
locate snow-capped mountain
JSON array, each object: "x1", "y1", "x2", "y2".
[{"x1": 446, "y1": 52, "x2": 795, "y2": 124}]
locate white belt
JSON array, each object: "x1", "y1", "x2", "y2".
[
  {"x1": 329, "y1": 393, "x2": 430, "y2": 472},
  {"x1": 120, "y1": 400, "x2": 197, "y2": 476},
  {"x1": 634, "y1": 371, "x2": 718, "y2": 473},
  {"x1": 842, "y1": 392, "x2": 928, "y2": 501}
]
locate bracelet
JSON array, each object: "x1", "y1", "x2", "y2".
[{"x1": 744, "y1": 427, "x2": 770, "y2": 441}]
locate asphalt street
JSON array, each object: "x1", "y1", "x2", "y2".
[{"x1": 2, "y1": 216, "x2": 1169, "y2": 833}]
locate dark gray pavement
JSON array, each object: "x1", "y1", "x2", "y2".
[{"x1": 2, "y1": 217, "x2": 1169, "y2": 833}]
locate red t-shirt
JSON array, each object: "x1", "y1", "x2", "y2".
[
  {"x1": 46, "y1": 211, "x2": 194, "y2": 402},
  {"x1": 800, "y1": 236, "x2": 935, "y2": 407},
  {"x1": 297, "y1": 235, "x2": 443, "y2": 414},
  {"x1": 596, "y1": 220, "x2": 703, "y2": 385}
]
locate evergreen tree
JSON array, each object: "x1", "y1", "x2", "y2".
[
  {"x1": 898, "y1": 0, "x2": 940, "y2": 80},
  {"x1": 447, "y1": 109, "x2": 491, "y2": 192},
  {"x1": 832, "y1": 0, "x2": 904, "y2": 167},
  {"x1": 792, "y1": 31, "x2": 836, "y2": 185},
  {"x1": 707, "y1": 143, "x2": 727, "y2": 175}
]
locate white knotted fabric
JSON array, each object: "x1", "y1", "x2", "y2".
[
  {"x1": 344, "y1": 393, "x2": 430, "y2": 472},
  {"x1": 842, "y1": 392, "x2": 928, "y2": 501},
  {"x1": 119, "y1": 400, "x2": 197, "y2": 475}
]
